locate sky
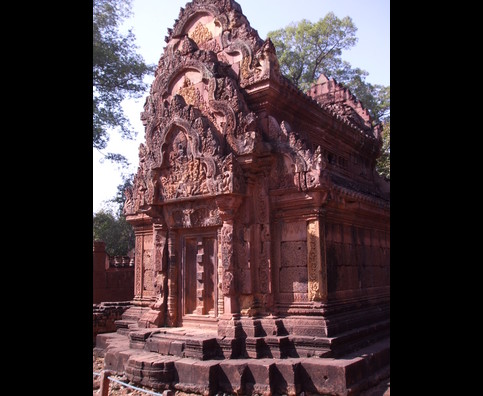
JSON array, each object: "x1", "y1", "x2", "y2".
[{"x1": 93, "y1": 0, "x2": 390, "y2": 214}]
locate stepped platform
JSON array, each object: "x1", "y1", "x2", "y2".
[{"x1": 94, "y1": 323, "x2": 389, "y2": 395}]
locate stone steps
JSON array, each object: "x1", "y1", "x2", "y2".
[
  {"x1": 96, "y1": 331, "x2": 390, "y2": 395},
  {"x1": 109, "y1": 316, "x2": 388, "y2": 362},
  {"x1": 126, "y1": 329, "x2": 334, "y2": 360}
]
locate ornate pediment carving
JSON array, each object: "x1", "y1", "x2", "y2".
[
  {"x1": 308, "y1": 74, "x2": 374, "y2": 135},
  {"x1": 266, "y1": 117, "x2": 330, "y2": 193}
]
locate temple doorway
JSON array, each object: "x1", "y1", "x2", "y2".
[{"x1": 180, "y1": 231, "x2": 218, "y2": 327}]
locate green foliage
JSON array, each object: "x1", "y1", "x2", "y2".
[
  {"x1": 376, "y1": 120, "x2": 390, "y2": 180},
  {"x1": 334, "y1": 67, "x2": 390, "y2": 123},
  {"x1": 93, "y1": 208, "x2": 135, "y2": 256},
  {"x1": 109, "y1": 173, "x2": 134, "y2": 218},
  {"x1": 268, "y1": 13, "x2": 358, "y2": 92},
  {"x1": 93, "y1": 0, "x2": 154, "y2": 163},
  {"x1": 267, "y1": 13, "x2": 390, "y2": 124}
]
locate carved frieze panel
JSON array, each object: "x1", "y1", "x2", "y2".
[
  {"x1": 162, "y1": 198, "x2": 222, "y2": 230},
  {"x1": 159, "y1": 127, "x2": 217, "y2": 200},
  {"x1": 170, "y1": 207, "x2": 222, "y2": 229}
]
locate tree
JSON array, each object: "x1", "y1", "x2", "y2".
[
  {"x1": 109, "y1": 172, "x2": 134, "y2": 218},
  {"x1": 376, "y1": 119, "x2": 390, "y2": 180},
  {"x1": 267, "y1": 14, "x2": 358, "y2": 92},
  {"x1": 93, "y1": 0, "x2": 153, "y2": 166},
  {"x1": 267, "y1": 14, "x2": 390, "y2": 124},
  {"x1": 93, "y1": 208, "x2": 135, "y2": 256},
  {"x1": 268, "y1": 14, "x2": 390, "y2": 178},
  {"x1": 331, "y1": 64, "x2": 390, "y2": 123},
  {"x1": 93, "y1": 174, "x2": 136, "y2": 256}
]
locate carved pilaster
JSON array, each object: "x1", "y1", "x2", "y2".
[
  {"x1": 150, "y1": 222, "x2": 168, "y2": 318},
  {"x1": 216, "y1": 195, "x2": 243, "y2": 317},
  {"x1": 134, "y1": 234, "x2": 143, "y2": 300},
  {"x1": 307, "y1": 214, "x2": 328, "y2": 302},
  {"x1": 220, "y1": 221, "x2": 236, "y2": 315},
  {"x1": 217, "y1": 227, "x2": 224, "y2": 316},
  {"x1": 167, "y1": 230, "x2": 178, "y2": 326}
]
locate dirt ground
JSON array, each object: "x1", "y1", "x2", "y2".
[{"x1": 93, "y1": 356, "x2": 155, "y2": 395}]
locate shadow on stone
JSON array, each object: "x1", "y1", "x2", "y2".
[
  {"x1": 242, "y1": 366, "x2": 256, "y2": 395},
  {"x1": 271, "y1": 364, "x2": 289, "y2": 395},
  {"x1": 298, "y1": 364, "x2": 318, "y2": 394}
]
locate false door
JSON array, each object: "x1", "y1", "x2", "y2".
[{"x1": 181, "y1": 233, "x2": 217, "y2": 323}]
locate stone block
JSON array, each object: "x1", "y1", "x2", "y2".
[
  {"x1": 281, "y1": 221, "x2": 306, "y2": 241},
  {"x1": 265, "y1": 336, "x2": 290, "y2": 358},
  {"x1": 217, "y1": 318, "x2": 244, "y2": 338},
  {"x1": 174, "y1": 358, "x2": 220, "y2": 395},
  {"x1": 281, "y1": 241, "x2": 307, "y2": 267},
  {"x1": 273, "y1": 359, "x2": 302, "y2": 396},
  {"x1": 218, "y1": 360, "x2": 248, "y2": 394},
  {"x1": 245, "y1": 359, "x2": 275, "y2": 396},
  {"x1": 126, "y1": 354, "x2": 179, "y2": 391},
  {"x1": 299, "y1": 358, "x2": 351, "y2": 395},
  {"x1": 184, "y1": 337, "x2": 219, "y2": 360},
  {"x1": 279, "y1": 267, "x2": 308, "y2": 293},
  {"x1": 157, "y1": 338, "x2": 173, "y2": 355},
  {"x1": 218, "y1": 337, "x2": 242, "y2": 359},
  {"x1": 104, "y1": 347, "x2": 139, "y2": 374},
  {"x1": 144, "y1": 337, "x2": 160, "y2": 353},
  {"x1": 245, "y1": 337, "x2": 269, "y2": 359},
  {"x1": 169, "y1": 340, "x2": 185, "y2": 357}
]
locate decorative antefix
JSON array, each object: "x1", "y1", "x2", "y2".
[{"x1": 100, "y1": 0, "x2": 389, "y2": 393}]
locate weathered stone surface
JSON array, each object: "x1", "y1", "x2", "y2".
[
  {"x1": 125, "y1": 354, "x2": 179, "y2": 390},
  {"x1": 245, "y1": 359, "x2": 275, "y2": 396},
  {"x1": 173, "y1": 359, "x2": 220, "y2": 395},
  {"x1": 93, "y1": 241, "x2": 134, "y2": 304},
  {"x1": 122, "y1": 0, "x2": 388, "y2": 347},
  {"x1": 95, "y1": 326, "x2": 389, "y2": 395},
  {"x1": 93, "y1": 302, "x2": 131, "y2": 345},
  {"x1": 272, "y1": 359, "x2": 302, "y2": 396},
  {"x1": 218, "y1": 360, "x2": 248, "y2": 394},
  {"x1": 94, "y1": 0, "x2": 390, "y2": 393}
]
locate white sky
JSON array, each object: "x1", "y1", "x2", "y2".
[{"x1": 93, "y1": 0, "x2": 390, "y2": 213}]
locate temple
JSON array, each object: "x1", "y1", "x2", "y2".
[{"x1": 94, "y1": 1, "x2": 389, "y2": 394}]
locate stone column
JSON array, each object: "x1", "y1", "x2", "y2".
[
  {"x1": 220, "y1": 220, "x2": 237, "y2": 315},
  {"x1": 148, "y1": 222, "x2": 168, "y2": 322},
  {"x1": 307, "y1": 210, "x2": 328, "y2": 303},
  {"x1": 167, "y1": 229, "x2": 178, "y2": 326},
  {"x1": 134, "y1": 233, "x2": 143, "y2": 301},
  {"x1": 216, "y1": 195, "x2": 243, "y2": 318}
]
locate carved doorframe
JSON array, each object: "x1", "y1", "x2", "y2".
[{"x1": 178, "y1": 228, "x2": 219, "y2": 326}]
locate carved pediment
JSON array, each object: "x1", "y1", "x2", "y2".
[
  {"x1": 266, "y1": 116, "x2": 330, "y2": 193},
  {"x1": 308, "y1": 74, "x2": 374, "y2": 135}
]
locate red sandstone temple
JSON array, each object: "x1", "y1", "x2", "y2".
[{"x1": 95, "y1": 1, "x2": 389, "y2": 394}]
